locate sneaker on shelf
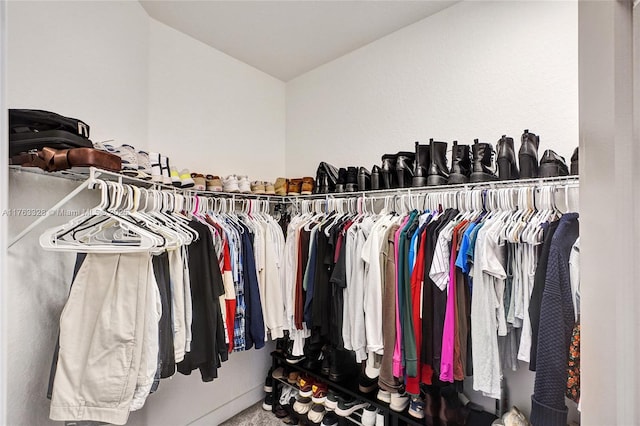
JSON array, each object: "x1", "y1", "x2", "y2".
[
  {"x1": 264, "y1": 372, "x2": 274, "y2": 393},
  {"x1": 191, "y1": 173, "x2": 206, "y2": 191},
  {"x1": 160, "y1": 155, "x2": 172, "y2": 185},
  {"x1": 321, "y1": 412, "x2": 339, "y2": 426},
  {"x1": 375, "y1": 409, "x2": 384, "y2": 426},
  {"x1": 389, "y1": 392, "x2": 410, "y2": 412},
  {"x1": 117, "y1": 144, "x2": 140, "y2": 177},
  {"x1": 206, "y1": 175, "x2": 222, "y2": 192},
  {"x1": 223, "y1": 175, "x2": 240, "y2": 193},
  {"x1": 293, "y1": 396, "x2": 313, "y2": 415},
  {"x1": 361, "y1": 404, "x2": 377, "y2": 426},
  {"x1": 324, "y1": 390, "x2": 339, "y2": 412},
  {"x1": 238, "y1": 175, "x2": 251, "y2": 193},
  {"x1": 251, "y1": 181, "x2": 266, "y2": 194},
  {"x1": 285, "y1": 352, "x2": 306, "y2": 365},
  {"x1": 265, "y1": 182, "x2": 276, "y2": 195},
  {"x1": 308, "y1": 403, "x2": 327, "y2": 424},
  {"x1": 297, "y1": 374, "x2": 315, "y2": 398},
  {"x1": 311, "y1": 382, "x2": 328, "y2": 404},
  {"x1": 137, "y1": 150, "x2": 152, "y2": 179},
  {"x1": 262, "y1": 394, "x2": 274, "y2": 411},
  {"x1": 150, "y1": 152, "x2": 163, "y2": 183},
  {"x1": 335, "y1": 395, "x2": 369, "y2": 417},
  {"x1": 179, "y1": 169, "x2": 195, "y2": 188},
  {"x1": 377, "y1": 389, "x2": 391, "y2": 403},
  {"x1": 272, "y1": 366, "x2": 286, "y2": 380},
  {"x1": 288, "y1": 178, "x2": 302, "y2": 196},
  {"x1": 287, "y1": 371, "x2": 300, "y2": 385},
  {"x1": 274, "y1": 178, "x2": 289, "y2": 196},
  {"x1": 301, "y1": 177, "x2": 315, "y2": 195},
  {"x1": 408, "y1": 395, "x2": 425, "y2": 419},
  {"x1": 358, "y1": 370, "x2": 379, "y2": 393},
  {"x1": 170, "y1": 166, "x2": 182, "y2": 187},
  {"x1": 279, "y1": 385, "x2": 296, "y2": 406}
]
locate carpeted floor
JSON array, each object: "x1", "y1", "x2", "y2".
[{"x1": 220, "y1": 401, "x2": 282, "y2": 426}]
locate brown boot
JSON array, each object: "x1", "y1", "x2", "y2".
[
  {"x1": 288, "y1": 178, "x2": 302, "y2": 196},
  {"x1": 301, "y1": 177, "x2": 315, "y2": 195}
]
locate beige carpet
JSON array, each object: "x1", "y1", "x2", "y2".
[{"x1": 219, "y1": 401, "x2": 282, "y2": 426}]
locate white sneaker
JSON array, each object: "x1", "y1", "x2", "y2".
[
  {"x1": 389, "y1": 392, "x2": 409, "y2": 412},
  {"x1": 307, "y1": 403, "x2": 326, "y2": 423},
  {"x1": 137, "y1": 151, "x2": 152, "y2": 179},
  {"x1": 160, "y1": 156, "x2": 172, "y2": 185},
  {"x1": 238, "y1": 175, "x2": 251, "y2": 193},
  {"x1": 149, "y1": 152, "x2": 163, "y2": 183},
  {"x1": 361, "y1": 405, "x2": 377, "y2": 426},
  {"x1": 293, "y1": 396, "x2": 312, "y2": 415},
  {"x1": 375, "y1": 409, "x2": 385, "y2": 426},
  {"x1": 223, "y1": 175, "x2": 240, "y2": 193},
  {"x1": 377, "y1": 389, "x2": 391, "y2": 403},
  {"x1": 117, "y1": 144, "x2": 139, "y2": 176}
]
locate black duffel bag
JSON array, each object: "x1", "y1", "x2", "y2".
[{"x1": 8, "y1": 109, "x2": 93, "y2": 156}]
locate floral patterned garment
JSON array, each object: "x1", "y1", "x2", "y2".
[{"x1": 566, "y1": 322, "x2": 580, "y2": 403}]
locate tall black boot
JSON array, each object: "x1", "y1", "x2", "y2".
[
  {"x1": 539, "y1": 149, "x2": 569, "y2": 177},
  {"x1": 357, "y1": 167, "x2": 371, "y2": 191},
  {"x1": 570, "y1": 147, "x2": 579, "y2": 175},
  {"x1": 412, "y1": 141, "x2": 430, "y2": 187},
  {"x1": 329, "y1": 348, "x2": 357, "y2": 382},
  {"x1": 371, "y1": 165, "x2": 380, "y2": 190},
  {"x1": 395, "y1": 151, "x2": 414, "y2": 188},
  {"x1": 380, "y1": 154, "x2": 397, "y2": 189},
  {"x1": 426, "y1": 139, "x2": 449, "y2": 186},
  {"x1": 448, "y1": 141, "x2": 471, "y2": 184},
  {"x1": 345, "y1": 167, "x2": 358, "y2": 192},
  {"x1": 518, "y1": 129, "x2": 540, "y2": 178},
  {"x1": 470, "y1": 139, "x2": 498, "y2": 183},
  {"x1": 335, "y1": 168, "x2": 347, "y2": 193},
  {"x1": 497, "y1": 135, "x2": 519, "y2": 180}
]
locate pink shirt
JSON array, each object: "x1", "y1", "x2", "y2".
[{"x1": 439, "y1": 227, "x2": 459, "y2": 382}]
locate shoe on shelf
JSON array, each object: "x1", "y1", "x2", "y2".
[
  {"x1": 223, "y1": 175, "x2": 240, "y2": 193},
  {"x1": 570, "y1": 147, "x2": 579, "y2": 175},
  {"x1": 286, "y1": 352, "x2": 305, "y2": 365},
  {"x1": 538, "y1": 149, "x2": 569, "y2": 177},
  {"x1": 329, "y1": 349, "x2": 356, "y2": 382},
  {"x1": 321, "y1": 346, "x2": 332, "y2": 376},
  {"x1": 469, "y1": 139, "x2": 499, "y2": 183},
  {"x1": 279, "y1": 384, "x2": 296, "y2": 405},
  {"x1": 426, "y1": 139, "x2": 450, "y2": 186},
  {"x1": 412, "y1": 141, "x2": 430, "y2": 187},
  {"x1": 297, "y1": 374, "x2": 315, "y2": 398},
  {"x1": 321, "y1": 412, "x2": 339, "y2": 426},
  {"x1": 357, "y1": 167, "x2": 371, "y2": 191},
  {"x1": 448, "y1": 141, "x2": 472, "y2": 184},
  {"x1": 264, "y1": 372, "x2": 274, "y2": 393},
  {"x1": 303, "y1": 342, "x2": 325, "y2": 371},
  {"x1": 389, "y1": 392, "x2": 410, "y2": 412},
  {"x1": 251, "y1": 181, "x2": 266, "y2": 194},
  {"x1": 375, "y1": 409, "x2": 384, "y2": 426},
  {"x1": 191, "y1": 173, "x2": 206, "y2": 191},
  {"x1": 301, "y1": 177, "x2": 315, "y2": 195},
  {"x1": 263, "y1": 394, "x2": 274, "y2": 411},
  {"x1": 205, "y1": 174, "x2": 222, "y2": 192},
  {"x1": 293, "y1": 396, "x2": 313, "y2": 415},
  {"x1": 496, "y1": 135, "x2": 519, "y2": 181},
  {"x1": 136, "y1": 150, "x2": 152, "y2": 179},
  {"x1": 238, "y1": 175, "x2": 251, "y2": 193},
  {"x1": 308, "y1": 403, "x2": 327, "y2": 424},
  {"x1": 150, "y1": 152, "x2": 163, "y2": 183},
  {"x1": 380, "y1": 154, "x2": 397, "y2": 189},
  {"x1": 518, "y1": 129, "x2": 540, "y2": 178},
  {"x1": 117, "y1": 144, "x2": 140, "y2": 177},
  {"x1": 361, "y1": 404, "x2": 377, "y2": 426},
  {"x1": 287, "y1": 371, "x2": 300, "y2": 384},
  {"x1": 180, "y1": 170, "x2": 195, "y2": 188},
  {"x1": 265, "y1": 181, "x2": 276, "y2": 195},
  {"x1": 170, "y1": 166, "x2": 182, "y2": 187},
  {"x1": 358, "y1": 361, "x2": 379, "y2": 393},
  {"x1": 335, "y1": 395, "x2": 368, "y2": 417},
  {"x1": 272, "y1": 366, "x2": 286, "y2": 380},
  {"x1": 311, "y1": 381, "x2": 328, "y2": 404},
  {"x1": 275, "y1": 178, "x2": 289, "y2": 196},
  {"x1": 160, "y1": 155, "x2": 172, "y2": 185},
  {"x1": 376, "y1": 389, "x2": 391, "y2": 403},
  {"x1": 395, "y1": 151, "x2": 415, "y2": 188},
  {"x1": 324, "y1": 389, "x2": 339, "y2": 411},
  {"x1": 335, "y1": 168, "x2": 347, "y2": 193},
  {"x1": 288, "y1": 178, "x2": 302, "y2": 196},
  {"x1": 345, "y1": 166, "x2": 358, "y2": 192},
  {"x1": 408, "y1": 396, "x2": 425, "y2": 419},
  {"x1": 371, "y1": 165, "x2": 381, "y2": 190}
]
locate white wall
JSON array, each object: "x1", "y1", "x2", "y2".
[
  {"x1": 148, "y1": 19, "x2": 286, "y2": 181},
  {"x1": 285, "y1": 0, "x2": 578, "y2": 177}
]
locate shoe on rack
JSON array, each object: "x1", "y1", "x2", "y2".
[
  {"x1": 287, "y1": 371, "x2": 301, "y2": 384},
  {"x1": 311, "y1": 381, "x2": 328, "y2": 404},
  {"x1": 324, "y1": 389, "x2": 339, "y2": 411},
  {"x1": 412, "y1": 141, "x2": 430, "y2": 187},
  {"x1": 345, "y1": 167, "x2": 358, "y2": 192},
  {"x1": 205, "y1": 174, "x2": 221, "y2": 191},
  {"x1": 570, "y1": 147, "x2": 579, "y2": 175},
  {"x1": 303, "y1": 343, "x2": 325, "y2": 371},
  {"x1": 251, "y1": 180, "x2": 266, "y2": 194},
  {"x1": 136, "y1": 150, "x2": 152, "y2": 180},
  {"x1": 518, "y1": 129, "x2": 540, "y2": 178},
  {"x1": 301, "y1": 177, "x2": 315, "y2": 195},
  {"x1": 496, "y1": 135, "x2": 519, "y2": 181},
  {"x1": 180, "y1": 170, "x2": 195, "y2": 188},
  {"x1": 408, "y1": 396, "x2": 425, "y2": 419},
  {"x1": 170, "y1": 166, "x2": 182, "y2": 187},
  {"x1": 426, "y1": 139, "x2": 449, "y2": 186},
  {"x1": 539, "y1": 149, "x2": 569, "y2": 177},
  {"x1": 439, "y1": 386, "x2": 469, "y2": 426},
  {"x1": 321, "y1": 346, "x2": 332, "y2": 376},
  {"x1": 149, "y1": 152, "x2": 163, "y2": 183},
  {"x1": 358, "y1": 363, "x2": 378, "y2": 393},
  {"x1": 288, "y1": 178, "x2": 303, "y2": 196},
  {"x1": 308, "y1": 403, "x2": 327, "y2": 424},
  {"x1": 274, "y1": 403, "x2": 289, "y2": 419},
  {"x1": 377, "y1": 389, "x2": 391, "y2": 403},
  {"x1": 223, "y1": 175, "x2": 240, "y2": 192},
  {"x1": 275, "y1": 177, "x2": 289, "y2": 196},
  {"x1": 117, "y1": 144, "x2": 140, "y2": 177},
  {"x1": 395, "y1": 151, "x2": 415, "y2": 188},
  {"x1": 265, "y1": 181, "x2": 276, "y2": 195},
  {"x1": 191, "y1": 173, "x2": 206, "y2": 190},
  {"x1": 321, "y1": 412, "x2": 339, "y2": 426},
  {"x1": 335, "y1": 395, "x2": 368, "y2": 417},
  {"x1": 263, "y1": 394, "x2": 274, "y2": 411},
  {"x1": 448, "y1": 141, "x2": 471, "y2": 184},
  {"x1": 371, "y1": 165, "x2": 381, "y2": 190},
  {"x1": 160, "y1": 155, "x2": 172, "y2": 185},
  {"x1": 272, "y1": 366, "x2": 286, "y2": 380},
  {"x1": 264, "y1": 370, "x2": 274, "y2": 393},
  {"x1": 469, "y1": 139, "x2": 499, "y2": 183},
  {"x1": 293, "y1": 395, "x2": 313, "y2": 415},
  {"x1": 361, "y1": 404, "x2": 377, "y2": 426},
  {"x1": 238, "y1": 175, "x2": 251, "y2": 193},
  {"x1": 357, "y1": 167, "x2": 371, "y2": 191},
  {"x1": 380, "y1": 154, "x2": 397, "y2": 189},
  {"x1": 335, "y1": 168, "x2": 347, "y2": 193},
  {"x1": 389, "y1": 392, "x2": 410, "y2": 412},
  {"x1": 297, "y1": 374, "x2": 315, "y2": 398},
  {"x1": 329, "y1": 349, "x2": 356, "y2": 382}
]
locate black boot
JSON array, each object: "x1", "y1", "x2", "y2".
[
  {"x1": 497, "y1": 135, "x2": 519, "y2": 180},
  {"x1": 357, "y1": 167, "x2": 371, "y2": 191},
  {"x1": 395, "y1": 151, "x2": 414, "y2": 188},
  {"x1": 448, "y1": 141, "x2": 471, "y2": 184},
  {"x1": 412, "y1": 141, "x2": 430, "y2": 187},
  {"x1": 380, "y1": 154, "x2": 397, "y2": 189},
  {"x1": 539, "y1": 149, "x2": 569, "y2": 177},
  {"x1": 335, "y1": 168, "x2": 347, "y2": 193},
  {"x1": 346, "y1": 167, "x2": 358, "y2": 192},
  {"x1": 314, "y1": 162, "x2": 338, "y2": 193},
  {"x1": 329, "y1": 348, "x2": 357, "y2": 382},
  {"x1": 371, "y1": 165, "x2": 380, "y2": 190},
  {"x1": 518, "y1": 129, "x2": 540, "y2": 178},
  {"x1": 570, "y1": 147, "x2": 579, "y2": 175},
  {"x1": 426, "y1": 139, "x2": 449, "y2": 186},
  {"x1": 470, "y1": 139, "x2": 498, "y2": 183}
]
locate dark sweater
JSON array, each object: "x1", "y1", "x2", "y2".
[{"x1": 530, "y1": 213, "x2": 579, "y2": 426}]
